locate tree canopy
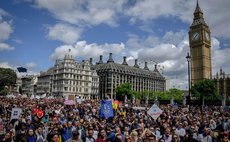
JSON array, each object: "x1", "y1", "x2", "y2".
[
  {"x1": 115, "y1": 83, "x2": 132, "y2": 101},
  {"x1": 0, "y1": 67, "x2": 17, "y2": 95},
  {"x1": 191, "y1": 79, "x2": 218, "y2": 101},
  {"x1": 191, "y1": 79, "x2": 217, "y2": 96}
]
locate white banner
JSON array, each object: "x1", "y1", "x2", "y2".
[
  {"x1": 147, "y1": 104, "x2": 163, "y2": 120},
  {"x1": 11, "y1": 108, "x2": 22, "y2": 120}
]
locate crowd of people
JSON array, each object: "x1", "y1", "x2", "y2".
[{"x1": 0, "y1": 96, "x2": 229, "y2": 142}]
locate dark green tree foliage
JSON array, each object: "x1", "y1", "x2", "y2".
[
  {"x1": 0, "y1": 68, "x2": 17, "y2": 95},
  {"x1": 166, "y1": 88, "x2": 183, "y2": 101},
  {"x1": 115, "y1": 83, "x2": 132, "y2": 101},
  {"x1": 132, "y1": 90, "x2": 141, "y2": 99},
  {"x1": 191, "y1": 79, "x2": 218, "y2": 101}
]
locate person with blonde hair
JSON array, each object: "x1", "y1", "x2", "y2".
[{"x1": 130, "y1": 130, "x2": 143, "y2": 142}]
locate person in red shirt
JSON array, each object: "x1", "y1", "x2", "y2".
[{"x1": 95, "y1": 128, "x2": 107, "y2": 142}]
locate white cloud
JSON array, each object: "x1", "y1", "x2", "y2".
[
  {"x1": 0, "y1": 16, "x2": 13, "y2": 42},
  {"x1": 126, "y1": 0, "x2": 194, "y2": 23},
  {"x1": 124, "y1": 30, "x2": 230, "y2": 90},
  {"x1": 50, "y1": 40, "x2": 125, "y2": 60},
  {"x1": 35, "y1": 0, "x2": 126, "y2": 27},
  {"x1": 0, "y1": 62, "x2": 13, "y2": 69},
  {"x1": 211, "y1": 38, "x2": 230, "y2": 75},
  {"x1": 0, "y1": 8, "x2": 14, "y2": 52},
  {"x1": 0, "y1": 43, "x2": 14, "y2": 51},
  {"x1": 47, "y1": 23, "x2": 83, "y2": 44},
  {"x1": 126, "y1": 0, "x2": 230, "y2": 38},
  {"x1": 13, "y1": 39, "x2": 23, "y2": 44},
  {"x1": 25, "y1": 62, "x2": 37, "y2": 68},
  {"x1": 0, "y1": 9, "x2": 9, "y2": 17},
  {"x1": 162, "y1": 30, "x2": 187, "y2": 45}
]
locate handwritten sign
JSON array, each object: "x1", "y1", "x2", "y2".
[
  {"x1": 11, "y1": 108, "x2": 22, "y2": 120},
  {"x1": 147, "y1": 104, "x2": 162, "y2": 120}
]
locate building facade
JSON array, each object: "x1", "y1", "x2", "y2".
[
  {"x1": 21, "y1": 75, "x2": 38, "y2": 96},
  {"x1": 189, "y1": 1, "x2": 212, "y2": 84},
  {"x1": 51, "y1": 53, "x2": 99, "y2": 99},
  {"x1": 213, "y1": 68, "x2": 230, "y2": 101},
  {"x1": 92, "y1": 53, "x2": 166, "y2": 99},
  {"x1": 36, "y1": 67, "x2": 54, "y2": 96}
]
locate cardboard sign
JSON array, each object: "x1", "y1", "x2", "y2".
[
  {"x1": 68, "y1": 95, "x2": 75, "y2": 100},
  {"x1": 147, "y1": 104, "x2": 163, "y2": 120},
  {"x1": 11, "y1": 108, "x2": 22, "y2": 120}
]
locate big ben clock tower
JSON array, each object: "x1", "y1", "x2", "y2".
[{"x1": 189, "y1": 0, "x2": 212, "y2": 84}]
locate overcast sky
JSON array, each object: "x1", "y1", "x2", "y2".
[{"x1": 0, "y1": 0, "x2": 230, "y2": 90}]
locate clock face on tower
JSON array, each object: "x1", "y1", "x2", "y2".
[
  {"x1": 192, "y1": 32, "x2": 200, "y2": 41},
  {"x1": 205, "y1": 31, "x2": 210, "y2": 41}
]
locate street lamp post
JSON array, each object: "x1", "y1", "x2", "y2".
[{"x1": 186, "y1": 52, "x2": 191, "y2": 105}]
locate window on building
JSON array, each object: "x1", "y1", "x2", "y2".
[{"x1": 64, "y1": 87, "x2": 68, "y2": 91}]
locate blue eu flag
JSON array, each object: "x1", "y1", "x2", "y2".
[{"x1": 100, "y1": 100, "x2": 114, "y2": 118}]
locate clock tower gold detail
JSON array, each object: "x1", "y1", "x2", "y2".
[{"x1": 189, "y1": 0, "x2": 212, "y2": 84}]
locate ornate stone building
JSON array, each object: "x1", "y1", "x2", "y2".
[
  {"x1": 51, "y1": 53, "x2": 99, "y2": 99},
  {"x1": 92, "y1": 53, "x2": 166, "y2": 99},
  {"x1": 21, "y1": 75, "x2": 38, "y2": 96},
  {"x1": 35, "y1": 52, "x2": 99, "y2": 99},
  {"x1": 36, "y1": 67, "x2": 54, "y2": 96},
  {"x1": 189, "y1": 1, "x2": 212, "y2": 84},
  {"x1": 213, "y1": 68, "x2": 230, "y2": 101}
]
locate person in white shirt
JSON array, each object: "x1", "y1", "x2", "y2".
[
  {"x1": 175, "y1": 123, "x2": 186, "y2": 139},
  {"x1": 163, "y1": 128, "x2": 172, "y2": 142}
]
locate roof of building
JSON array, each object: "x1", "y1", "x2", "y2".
[
  {"x1": 39, "y1": 67, "x2": 54, "y2": 77},
  {"x1": 92, "y1": 62, "x2": 164, "y2": 79}
]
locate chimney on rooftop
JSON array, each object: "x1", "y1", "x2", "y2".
[
  {"x1": 98, "y1": 55, "x2": 103, "y2": 64},
  {"x1": 122, "y1": 56, "x2": 128, "y2": 65},
  {"x1": 90, "y1": 58, "x2": 93, "y2": 65},
  {"x1": 144, "y1": 61, "x2": 149, "y2": 70},
  {"x1": 107, "y1": 53, "x2": 114, "y2": 63},
  {"x1": 134, "y1": 59, "x2": 139, "y2": 68}
]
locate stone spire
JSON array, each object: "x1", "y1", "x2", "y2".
[
  {"x1": 154, "y1": 64, "x2": 159, "y2": 72},
  {"x1": 107, "y1": 53, "x2": 114, "y2": 63},
  {"x1": 192, "y1": 0, "x2": 207, "y2": 26},
  {"x1": 194, "y1": 0, "x2": 202, "y2": 14},
  {"x1": 89, "y1": 58, "x2": 93, "y2": 65},
  {"x1": 220, "y1": 67, "x2": 223, "y2": 75},
  {"x1": 64, "y1": 48, "x2": 73, "y2": 60},
  {"x1": 122, "y1": 56, "x2": 128, "y2": 65}
]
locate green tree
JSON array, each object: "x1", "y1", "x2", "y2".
[
  {"x1": 148, "y1": 91, "x2": 156, "y2": 100},
  {"x1": 115, "y1": 83, "x2": 132, "y2": 101},
  {"x1": 0, "y1": 67, "x2": 17, "y2": 95},
  {"x1": 166, "y1": 88, "x2": 183, "y2": 101},
  {"x1": 155, "y1": 91, "x2": 168, "y2": 100},
  {"x1": 142, "y1": 89, "x2": 148, "y2": 98},
  {"x1": 191, "y1": 79, "x2": 218, "y2": 104},
  {"x1": 131, "y1": 90, "x2": 141, "y2": 100}
]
